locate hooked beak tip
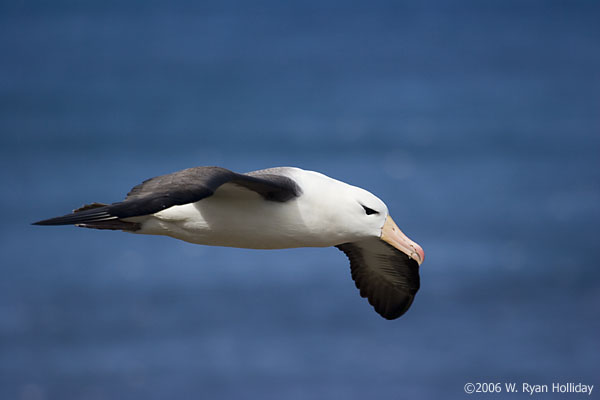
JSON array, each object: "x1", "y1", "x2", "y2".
[{"x1": 412, "y1": 242, "x2": 425, "y2": 264}]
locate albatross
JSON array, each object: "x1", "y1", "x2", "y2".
[{"x1": 33, "y1": 166, "x2": 425, "y2": 320}]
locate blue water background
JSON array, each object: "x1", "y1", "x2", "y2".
[{"x1": 1, "y1": 1, "x2": 599, "y2": 399}]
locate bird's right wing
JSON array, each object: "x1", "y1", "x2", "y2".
[{"x1": 337, "y1": 238, "x2": 420, "y2": 320}]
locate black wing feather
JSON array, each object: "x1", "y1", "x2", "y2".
[{"x1": 337, "y1": 239, "x2": 420, "y2": 320}]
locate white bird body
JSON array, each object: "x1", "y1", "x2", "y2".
[{"x1": 133, "y1": 168, "x2": 386, "y2": 249}]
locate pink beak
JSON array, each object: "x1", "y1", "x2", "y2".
[{"x1": 380, "y1": 215, "x2": 425, "y2": 264}]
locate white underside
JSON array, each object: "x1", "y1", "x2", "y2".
[{"x1": 127, "y1": 185, "x2": 340, "y2": 249}]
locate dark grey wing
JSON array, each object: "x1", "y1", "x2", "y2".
[
  {"x1": 33, "y1": 166, "x2": 301, "y2": 226},
  {"x1": 337, "y1": 238, "x2": 420, "y2": 320},
  {"x1": 123, "y1": 166, "x2": 300, "y2": 208}
]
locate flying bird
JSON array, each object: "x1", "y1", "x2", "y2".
[{"x1": 33, "y1": 166, "x2": 424, "y2": 319}]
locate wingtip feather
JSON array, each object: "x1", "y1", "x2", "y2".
[{"x1": 32, "y1": 206, "x2": 116, "y2": 226}]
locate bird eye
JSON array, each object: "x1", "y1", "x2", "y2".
[{"x1": 362, "y1": 205, "x2": 379, "y2": 215}]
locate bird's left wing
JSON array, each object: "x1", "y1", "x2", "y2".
[
  {"x1": 33, "y1": 166, "x2": 301, "y2": 226},
  {"x1": 337, "y1": 238, "x2": 420, "y2": 320}
]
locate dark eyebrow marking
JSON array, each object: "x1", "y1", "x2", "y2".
[{"x1": 361, "y1": 205, "x2": 379, "y2": 215}]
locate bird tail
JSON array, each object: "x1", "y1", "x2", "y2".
[{"x1": 32, "y1": 202, "x2": 141, "y2": 231}]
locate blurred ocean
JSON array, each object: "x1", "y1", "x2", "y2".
[{"x1": 1, "y1": 1, "x2": 599, "y2": 399}]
